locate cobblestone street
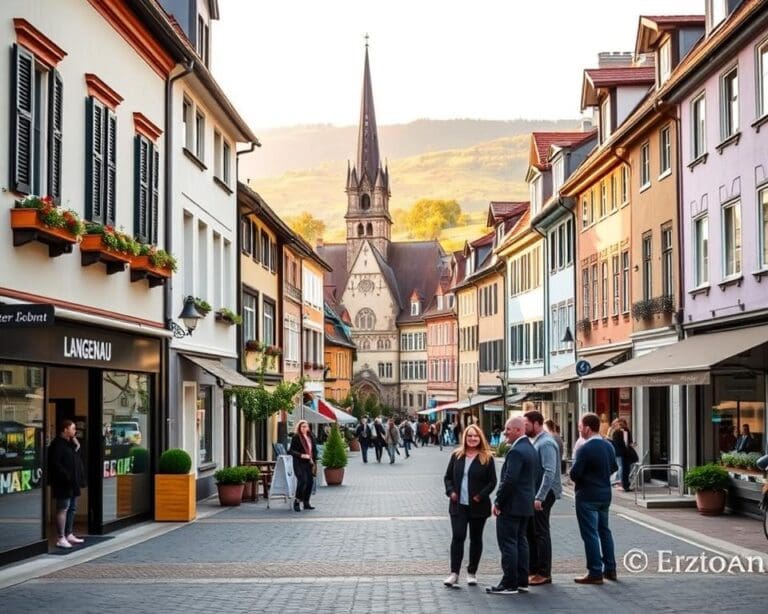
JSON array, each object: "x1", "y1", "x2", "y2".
[{"x1": 1, "y1": 446, "x2": 767, "y2": 613}]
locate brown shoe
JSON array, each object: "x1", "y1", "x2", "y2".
[
  {"x1": 574, "y1": 574, "x2": 603, "y2": 585},
  {"x1": 605, "y1": 570, "x2": 617, "y2": 581},
  {"x1": 529, "y1": 575, "x2": 552, "y2": 585}
]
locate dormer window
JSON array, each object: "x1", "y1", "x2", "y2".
[
  {"x1": 552, "y1": 157, "x2": 564, "y2": 195},
  {"x1": 411, "y1": 300, "x2": 420, "y2": 316},
  {"x1": 658, "y1": 39, "x2": 671, "y2": 84},
  {"x1": 529, "y1": 175, "x2": 542, "y2": 214},
  {"x1": 196, "y1": 14, "x2": 210, "y2": 67},
  {"x1": 496, "y1": 224, "x2": 504, "y2": 246},
  {"x1": 465, "y1": 254, "x2": 474, "y2": 277},
  {"x1": 600, "y1": 97, "x2": 611, "y2": 142},
  {"x1": 437, "y1": 295, "x2": 443, "y2": 310},
  {"x1": 446, "y1": 294, "x2": 454, "y2": 309},
  {"x1": 707, "y1": 0, "x2": 728, "y2": 34}
]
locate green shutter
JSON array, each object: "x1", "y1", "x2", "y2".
[
  {"x1": 47, "y1": 69, "x2": 63, "y2": 204},
  {"x1": 10, "y1": 44, "x2": 34, "y2": 195},
  {"x1": 105, "y1": 109, "x2": 117, "y2": 225},
  {"x1": 150, "y1": 145, "x2": 159, "y2": 244},
  {"x1": 134, "y1": 135, "x2": 148, "y2": 242},
  {"x1": 85, "y1": 97, "x2": 104, "y2": 222}
]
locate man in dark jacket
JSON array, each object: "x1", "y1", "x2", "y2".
[
  {"x1": 355, "y1": 418, "x2": 372, "y2": 463},
  {"x1": 569, "y1": 412, "x2": 618, "y2": 584},
  {"x1": 48, "y1": 420, "x2": 85, "y2": 548},
  {"x1": 487, "y1": 417, "x2": 539, "y2": 595}
]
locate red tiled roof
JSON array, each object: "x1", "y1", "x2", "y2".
[
  {"x1": 636, "y1": 15, "x2": 704, "y2": 54},
  {"x1": 641, "y1": 15, "x2": 705, "y2": 26},
  {"x1": 471, "y1": 231, "x2": 495, "y2": 248},
  {"x1": 530, "y1": 131, "x2": 596, "y2": 170},
  {"x1": 488, "y1": 201, "x2": 528, "y2": 225},
  {"x1": 585, "y1": 66, "x2": 655, "y2": 88}
]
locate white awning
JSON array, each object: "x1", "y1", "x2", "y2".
[
  {"x1": 297, "y1": 405, "x2": 334, "y2": 424},
  {"x1": 431, "y1": 394, "x2": 502, "y2": 412},
  {"x1": 318, "y1": 399, "x2": 358, "y2": 424},
  {"x1": 181, "y1": 354, "x2": 257, "y2": 387}
]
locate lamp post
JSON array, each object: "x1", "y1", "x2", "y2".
[{"x1": 169, "y1": 296, "x2": 202, "y2": 338}]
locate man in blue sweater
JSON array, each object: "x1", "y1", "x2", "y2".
[{"x1": 569, "y1": 412, "x2": 618, "y2": 584}]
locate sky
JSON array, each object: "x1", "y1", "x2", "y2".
[{"x1": 212, "y1": 0, "x2": 701, "y2": 131}]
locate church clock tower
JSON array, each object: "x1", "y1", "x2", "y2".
[{"x1": 345, "y1": 42, "x2": 391, "y2": 271}]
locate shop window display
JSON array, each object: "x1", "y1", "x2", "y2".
[{"x1": 713, "y1": 373, "x2": 765, "y2": 455}]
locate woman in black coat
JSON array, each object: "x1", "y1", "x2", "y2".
[
  {"x1": 443, "y1": 424, "x2": 497, "y2": 587},
  {"x1": 289, "y1": 420, "x2": 318, "y2": 512}
]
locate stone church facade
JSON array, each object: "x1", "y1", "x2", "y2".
[{"x1": 318, "y1": 46, "x2": 447, "y2": 413}]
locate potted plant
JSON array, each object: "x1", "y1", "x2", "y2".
[
  {"x1": 322, "y1": 424, "x2": 348, "y2": 485},
  {"x1": 193, "y1": 297, "x2": 211, "y2": 317},
  {"x1": 11, "y1": 195, "x2": 85, "y2": 257},
  {"x1": 80, "y1": 222, "x2": 139, "y2": 272},
  {"x1": 131, "y1": 244, "x2": 177, "y2": 287},
  {"x1": 215, "y1": 307, "x2": 242, "y2": 325},
  {"x1": 214, "y1": 466, "x2": 247, "y2": 506},
  {"x1": 345, "y1": 428, "x2": 360, "y2": 452},
  {"x1": 154, "y1": 448, "x2": 196, "y2": 521},
  {"x1": 684, "y1": 463, "x2": 730, "y2": 516},
  {"x1": 244, "y1": 339, "x2": 263, "y2": 352},
  {"x1": 239, "y1": 465, "x2": 262, "y2": 501}
]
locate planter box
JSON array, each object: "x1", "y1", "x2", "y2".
[
  {"x1": 117, "y1": 472, "x2": 150, "y2": 517},
  {"x1": 130, "y1": 255, "x2": 172, "y2": 288},
  {"x1": 727, "y1": 476, "x2": 764, "y2": 502},
  {"x1": 80, "y1": 234, "x2": 132, "y2": 274},
  {"x1": 154, "y1": 474, "x2": 196, "y2": 521},
  {"x1": 10, "y1": 208, "x2": 77, "y2": 257}
]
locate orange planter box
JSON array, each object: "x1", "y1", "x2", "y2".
[
  {"x1": 79, "y1": 233, "x2": 133, "y2": 273},
  {"x1": 154, "y1": 474, "x2": 196, "y2": 522},
  {"x1": 131, "y1": 255, "x2": 173, "y2": 288},
  {"x1": 10, "y1": 208, "x2": 77, "y2": 257}
]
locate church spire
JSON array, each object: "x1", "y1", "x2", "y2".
[{"x1": 356, "y1": 39, "x2": 380, "y2": 185}]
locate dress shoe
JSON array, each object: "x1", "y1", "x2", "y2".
[
  {"x1": 605, "y1": 570, "x2": 617, "y2": 581},
  {"x1": 303, "y1": 502, "x2": 315, "y2": 510},
  {"x1": 293, "y1": 500, "x2": 301, "y2": 512},
  {"x1": 529, "y1": 575, "x2": 552, "y2": 585},
  {"x1": 574, "y1": 574, "x2": 603, "y2": 585}
]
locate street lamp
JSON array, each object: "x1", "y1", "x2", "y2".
[
  {"x1": 561, "y1": 326, "x2": 574, "y2": 344},
  {"x1": 169, "y1": 296, "x2": 202, "y2": 338}
]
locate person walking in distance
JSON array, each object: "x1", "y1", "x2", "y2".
[
  {"x1": 385, "y1": 417, "x2": 401, "y2": 464},
  {"x1": 371, "y1": 417, "x2": 386, "y2": 463},
  {"x1": 524, "y1": 410, "x2": 562, "y2": 586},
  {"x1": 355, "y1": 417, "x2": 372, "y2": 463},
  {"x1": 487, "y1": 417, "x2": 540, "y2": 595},
  {"x1": 402, "y1": 418, "x2": 414, "y2": 458},
  {"x1": 288, "y1": 420, "x2": 317, "y2": 511},
  {"x1": 570, "y1": 412, "x2": 618, "y2": 584},
  {"x1": 48, "y1": 420, "x2": 86, "y2": 548},
  {"x1": 443, "y1": 425, "x2": 497, "y2": 587}
]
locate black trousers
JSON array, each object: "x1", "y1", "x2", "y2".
[
  {"x1": 373, "y1": 441, "x2": 384, "y2": 461},
  {"x1": 527, "y1": 490, "x2": 556, "y2": 577},
  {"x1": 621, "y1": 455, "x2": 632, "y2": 490},
  {"x1": 496, "y1": 513, "x2": 530, "y2": 590},
  {"x1": 449, "y1": 504, "x2": 488, "y2": 574},
  {"x1": 360, "y1": 440, "x2": 370, "y2": 462},
  {"x1": 294, "y1": 462, "x2": 313, "y2": 503}
]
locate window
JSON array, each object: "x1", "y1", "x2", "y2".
[
  {"x1": 195, "y1": 111, "x2": 205, "y2": 160},
  {"x1": 642, "y1": 234, "x2": 653, "y2": 300},
  {"x1": 591, "y1": 264, "x2": 598, "y2": 321},
  {"x1": 134, "y1": 135, "x2": 159, "y2": 244},
  {"x1": 600, "y1": 97, "x2": 611, "y2": 142},
  {"x1": 612, "y1": 254, "x2": 620, "y2": 315},
  {"x1": 241, "y1": 216, "x2": 253, "y2": 255},
  {"x1": 601, "y1": 261, "x2": 608, "y2": 319},
  {"x1": 720, "y1": 67, "x2": 739, "y2": 140},
  {"x1": 692, "y1": 94, "x2": 706, "y2": 159},
  {"x1": 582, "y1": 268, "x2": 590, "y2": 320},
  {"x1": 707, "y1": 0, "x2": 727, "y2": 32},
  {"x1": 86, "y1": 97, "x2": 117, "y2": 225},
  {"x1": 183, "y1": 98, "x2": 193, "y2": 149},
  {"x1": 693, "y1": 215, "x2": 710, "y2": 286},
  {"x1": 213, "y1": 130, "x2": 221, "y2": 177},
  {"x1": 197, "y1": 14, "x2": 210, "y2": 66},
  {"x1": 261, "y1": 230, "x2": 270, "y2": 267},
  {"x1": 760, "y1": 187, "x2": 768, "y2": 269},
  {"x1": 589, "y1": 190, "x2": 595, "y2": 224},
  {"x1": 640, "y1": 142, "x2": 650, "y2": 188},
  {"x1": 582, "y1": 198, "x2": 589, "y2": 228},
  {"x1": 659, "y1": 39, "x2": 671, "y2": 84},
  {"x1": 411, "y1": 301, "x2": 420, "y2": 316},
  {"x1": 355, "y1": 308, "x2": 376, "y2": 330},
  {"x1": 758, "y1": 42, "x2": 768, "y2": 118},
  {"x1": 243, "y1": 292, "x2": 257, "y2": 342},
  {"x1": 197, "y1": 385, "x2": 212, "y2": 466},
  {"x1": 552, "y1": 157, "x2": 564, "y2": 194},
  {"x1": 284, "y1": 316, "x2": 299, "y2": 362},
  {"x1": 600, "y1": 181, "x2": 607, "y2": 218},
  {"x1": 722, "y1": 201, "x2": 742, "y2": 278},
  {"x1": 223, "y1": 141, "x2": 231, "y2": 185},
  {"x1": 610, "y1": 174, "x2": 617, "y2": 211},
  {"x1": 662, "y1": 226, "x2": 673, "y2": 297},
  {"x1": 262, "y1": 299, "x2": 275, "y2": 346},
  {"x1": 621, "y1": 165, "x2": 629, "y2": 204},
  {"x1": 621, "y1": 251, "x2": 630, "y2": 313},
  {"x1": 659, "y1": 126, "x2": 671, "y2": 176}
]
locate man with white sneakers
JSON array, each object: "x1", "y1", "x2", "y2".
[{"x1": 47, "y1": 420, "x2": 86, "y2": 548}]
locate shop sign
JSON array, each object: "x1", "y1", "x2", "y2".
[
  {"x1": 63, "y1": 336, "x2": 112, "y2": 362},
  {"x1": 0, "y1": 467, "x2": 43, "y2": 496},
  {"x1": 0, "y1": 304, "x2": 54, "y2": 329}
]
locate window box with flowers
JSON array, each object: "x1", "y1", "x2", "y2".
[
  {"x1": 130, "y1": 245, "x2": 177, "y2": 288},
  {"x1": 80, "y1": 222, "x2": 140, "y2": 274},
  {"x1": 10, "y1": 195, "x2": 85, "y2": 257},
  {"x1": 215, "y1": 308, "x2": 242, "y2": 326},
  {"x1": 576, "y1": 318, "x2": 592, "y2": 334},
  {"x1": 244, "y1": 340, "x2": 263, "y2": 352}
]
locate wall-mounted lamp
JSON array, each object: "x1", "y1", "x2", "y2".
[
  {"x1": 169, "y1": 296, "x2": 202, "y2": 338},
  {"x1": 466, "y1": 386, "x2": 475, "y2": 405},
  {"x1": 561, "y1": 326, "x2": 574, "y2": 344}
]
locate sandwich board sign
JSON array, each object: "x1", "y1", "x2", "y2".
[{"x1": 267, "y1": 455, "x2": 296, "y2": 508}]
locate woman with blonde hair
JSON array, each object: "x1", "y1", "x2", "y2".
[
  {"x1": 288, "y1": 420, "x2": 317, "y2": 512},
  {"x1": 442, "y1": 424, "x2": 497, "y2": 587}
]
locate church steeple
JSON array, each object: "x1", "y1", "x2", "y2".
[{"x1": 345, "y1": 39, "x2": 391, "y2": 271}]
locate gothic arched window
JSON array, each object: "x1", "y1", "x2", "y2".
[
  {"x1": 357, "y1": 223, "x2": 364, "y2": 237},
  {"x1": 360, "y1": 194, "x2": 371, "y2": 210},
  {"x1": 355, "y1": 308, "x2": 376, "y2": 330},
  {"x1": 366, "y1": 222, "x2": 373, "y2": 236},
  {"x1": 384, "y1": 338, "x2": 391, "y2": 349},
  {"x1": 361, "y1": 339, "x2": 371, "y2": 350},
  {"x1": 376, "y1": 339, "x2": 384, "y2": 350}
]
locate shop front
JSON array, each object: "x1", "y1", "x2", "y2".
[{"x1": 0, "y1": 319, "x2": 162, "y2": 565}]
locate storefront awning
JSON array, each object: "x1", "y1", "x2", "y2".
[
  {"x1": 581, "y1": 325, "x2": 768, "y2": 389},
  {"x1": 317, "y1": 399, "x2": 358, "y2": 424},
  {"x1": 181, "y1": 354, "x2": 257, "y2": 387},
  {"x1": 430, "y1": 394, "x2": 502, "y2": 412},
  {"x1": 298, "y1": 404, "x2": 335, "y2": 424},
  {"x1": 518, "y1": 364, "x2": 577, "y2": 392}
]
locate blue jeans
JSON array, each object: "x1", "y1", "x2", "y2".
[
  {"x1": 575, "y1": 498, "x2": 616, "y2": 577},
  {"x1": 56, "y1": 496, "x2": 78, "y2": 537},
  {"x1": 403, "y1": 439, "x2": 411, "y2": 457},
  {"x1": 386, "y1": 444, "x2": 397, "y2": 463}
]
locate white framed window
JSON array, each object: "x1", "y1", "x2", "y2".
[
  {"x1": 722, "y1": 200, "x2": 742, "y2": 278},
  {"x1": 410, "y1": 301, "x2": 420, "y2": 316},
  {"x1": 760, "y1": 187, "x2": 768, "y2": 270},
  {"x1": 582, "y1": 198, "x2": 589, "y2": 228},
  {"x1": 758, "y1": 41, "x2": 768, "y2": 119},
  {"x1": 552, "y1": 156, "x2": 564, "y2": 195},
  {"x1": 693, "y1": 215, "x2": 709, "y2": 287},
  {"x1": 659, "y1": 125, "x2": 671, "y2": 176},
  {"x1": 591, "y1": 264, "x2": 598, "y2": 321},
  {"x1": 707, "y1": 0, "x2": 727, "y2": 33},
  {"x1": 213, "y1": 130, "x2": 222, "y2": 177},
  {"x1": 621, "y1": 250, "x2": 630, "y2": 313},
  {"x1": 600, "y1": 97, "x2": 611, "y2": 142},
  {"x1": 662, "y1": 225, "x2": 673, "y2": 297},
  {"x1": 691, "y1": 93, "x2": 706, "y2": 160},
  {"x1": 284, "y1": 316, "x2": 300, "y2": 362},
  {"x1": 195, "y1": 110, "x2": 205, "y2": 160},
  {"x1": 621, "y1": 166, "x2": 629, "y2": 204},
  {"x1": 262, "y1": 300, "x2": 275, "y2": 346},
  {"x1": 658, "y1": 39, "x2": 671, "y2": 84},
  {"x1": 582, "y1": 268, "x2": 590, "y2": 320},
  {"x1": 601, "y1": 261, "x2": 608, "y2": 319},
  {"x1": 612, "y1": 254, "x2": 620, "y2": 315},
  {"x1": 599, "y1": 181, "x2": 607, "y2": 218},
  {"x1": 640, "y1": 142, "x2": 651, "y2": 189},
  {"x1": 183, "y1": 97, "x2": 193, "y2": 150},
  {"x1": 243, "y1": 292, "x2": 257, "y2": 343},
  {"x1": 610, "y1": 174, "x2": 618, "y2": 211},
  {"x1": 720, "y1": 67, "x2": 739, "y2": 140},
  {"x1": 642, "y1": 234, "x2": 653, "y2": 300}
]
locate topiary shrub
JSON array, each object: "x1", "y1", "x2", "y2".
[
  {"x1": 238, "y1": 465, "x2": 261, "y2": 482},
  {"x1": 322, "y1": 424, "x2": 348, "y2": 469},
  {"x1": 158, "y1": 448, "x2": 192, "y2": 474},
  {"x1": 130, "y1": 446, "x2": 149, "y2": 473},
  {"x1": 214, "y1": 466, "x2": 247, "y2": 485},
  {"x1": 684, "y1": 463, "x2": 730, "y2": 492}
]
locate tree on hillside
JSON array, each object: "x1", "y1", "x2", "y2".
[
  {"x1": 399, "y1": 199, "x2": 462, "y2": 240},
  {"x1": 286, "y1": 211, "x2": 326, "y2": 245}
]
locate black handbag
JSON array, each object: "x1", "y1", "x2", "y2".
[{"x1": 626, "y1": 445, "x2": 639, "y2": 464}]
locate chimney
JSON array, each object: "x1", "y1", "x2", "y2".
[
  {"x1": 580, "y1": 117, "x2": 593, "y2": 132},
  {"x1": 597, "y1": 51, "x2": 634, "y2": 68}
]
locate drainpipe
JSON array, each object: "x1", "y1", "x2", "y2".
[
  {"x1": 162, "y1": 60, "x2": 193, "y2": 451},
  {"x1": 555, "y1": 197, "x2": 577, "y2": 365}
]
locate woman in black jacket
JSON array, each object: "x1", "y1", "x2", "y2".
[
  {"x1": 289, "y1": 420, "x2": 317, "y2": 512},
  {"x1": 443, "y1": 424, "x2": 497, "y2": 587}
]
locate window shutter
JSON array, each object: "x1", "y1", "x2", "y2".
[
  {"x1": 10, "y1": 44, "x2": 35, "y2": 194},
  {"x1": 105, "y1": 109, "x2": 117, "y2": 225},
  {"x1": 134, "y1": 135, "x2": 149, "y2": 242},
  {"x1": 85, "y1": 97, "x2": 105, "y2": 222},
  {"x1": 47, "y1": 69, "x2": 63, "y2": 203},
  {"x1": 150, "y1": 146, "x2": 159, "y2": 244}
]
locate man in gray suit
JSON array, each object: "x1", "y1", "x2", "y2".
[{"x1": 487, "y1": 417, "x2": 540, "y2": 595}]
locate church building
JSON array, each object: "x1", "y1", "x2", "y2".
[{"x1": 318, "y1": 46, "x2": 447, "y2": 412}]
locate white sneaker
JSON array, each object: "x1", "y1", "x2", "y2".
[
  {"x1": 467, "y1": 573, "x2": 478, "y2": 586},
  {"x1": 443, "y1": 573, "x2": 459, "y2": 587},
  {"x1": 56, "y1": 537, "x2": 72, "y2": 549},
  {"x1": 66, "y1": 533, "x2": 84, "y2": 544}
]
